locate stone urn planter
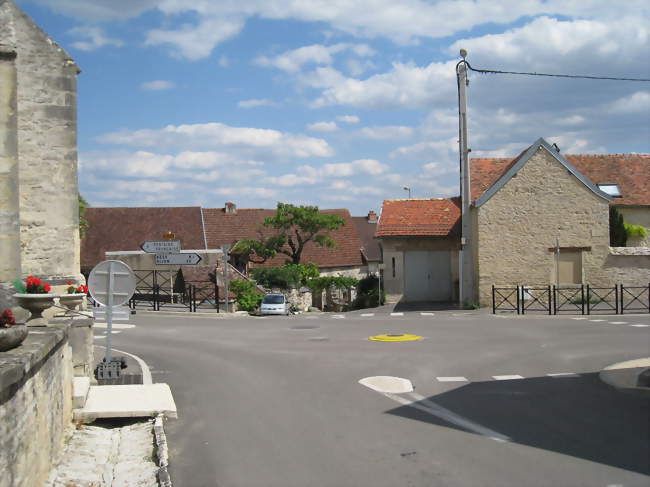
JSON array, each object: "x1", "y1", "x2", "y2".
[
  {"x1": 0, "y1": 324, "x2": 28, "y2": 352},
  {"x1": 13, "y1": 293, "x2": 57, "y2": 326},
  {"x1": 59, "y1": 293, "x2": 86, "y2": 314}
]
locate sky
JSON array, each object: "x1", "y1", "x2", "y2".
[{"x1": 18, "y1": 0, "x2": 650, "y2": 215}]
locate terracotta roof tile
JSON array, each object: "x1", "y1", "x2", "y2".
[
  {"x1": 202, "y1": 207, "x2": 363, "y2": 268},
  {"x1": 376, "y1": 198, "x2": 461, "y2": 237},
  {"x1": 81, "y1": 207, "x2": 205, "y2": 272},
  {"x1": 471, "y1": 152, "x2": 649, "y2": 206},
  {"x1": 352, "y1": 216, "x2": 381, "y2": 262}
]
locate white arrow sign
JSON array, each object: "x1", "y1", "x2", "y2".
[
  {"x1": 155, "y1": 253, "x2": 202, "y2": 265},
  {"x1": 141, "y1": 240, "x2": 181, "y2": 253}
]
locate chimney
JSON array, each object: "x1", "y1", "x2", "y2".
[
  {"x1": 224, "y1": 202, "x2": 237, "y2": 214},
  {"x1": 367, "y1": 210, "x2": 378, "y2": 223}
]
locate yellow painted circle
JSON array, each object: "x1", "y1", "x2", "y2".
[{"x1": 368, "y1": 333, "x2": 423, "y2": 342}]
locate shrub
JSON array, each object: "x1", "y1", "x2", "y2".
[
  {"x1": 250, "y1": 262, "x2": 320, "y2": 289},
  {"x1": 352, "y1": 275, "x2": 385, "y2": 309},
  {"x1": 624, "y1": 223, "x2": 649, "y2": 239},
  {"x1": 229, "y1": 279, "x2": 263, "y2": 312}
]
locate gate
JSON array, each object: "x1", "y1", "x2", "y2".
[{"x1": 521, "y1": 286, "x2": 552, "y2": 315}]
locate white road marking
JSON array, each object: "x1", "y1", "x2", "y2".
[
  {"x1": 93, "y1": 322, "x2": 136, "y2": 329},
  {"x1": 331, "y1": 315, "x2": 345, "y2": 319},
  {"x1": 547, "y1": 373, "x2": 580, "y2": 378},
  {"x1": 390, "y1": 312, "x2": 404, "y2": 317},
  {"x1": 609, "y1": 321, "x2": 627, "y2": 325},
  {"x1": 572, "y1": 317, "x2": 588, "y2": 320},
  {"x1": 93, "y1": 335, "x2": 106, "y2": 339},
  {"x1": 96, "y1": 346, "x2": 153, "y2": 385},
  {"x1": 304, "y1": 316, "x2": 318, "y2": 320},
  {"x1": 360, "y1": 313, "x2": 375, "y2": 317},
  {"x1": 102, "y1": 330, "x2": 122, "y2": 334},
  {"x1": 436, "y1": 376, "x2": 468, "y2": 382},
  {"x1": 630, "y1": 324, "x2": 649, "y2": 328},
  {"x1": 589, "y1": 319, "x2": 606, "y2": 322},
  {"x1": 493, "y1": 375, "x2": 524, "y2": 380},
  {"x1": 420, "y1": 312, "x2": 435, "y2": 316},
  {"x1": 359, "y1": 376, "x2": 414, "y2": 394}
]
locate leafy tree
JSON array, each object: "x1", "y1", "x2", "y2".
[
  {"x1": 229, "y1": 279, "x2": 263, "y2": 312},
  {"x1": 233, "y1": 203, "x2": 345, "y2": 265},
  {"x1": 79, "y1": 194, "x2": 89, "y2": 238},
  {"x1": 609, "y1": 207, "x2": 627, "y2": 246},
  {"x1": 250, "y1": 262, "x2": 320, "y2": 289}
]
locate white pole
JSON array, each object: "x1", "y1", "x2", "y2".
[
  {"x1": 106, "y1": 261, "x2": 114, "y2": 362},
  {"x1": 556, "y1": 237, "x2": 560, "y2": 288},
  {"x1": 457, "y1": 55, "x2": 471, "y2": 306}
]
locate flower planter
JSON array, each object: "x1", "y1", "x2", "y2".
[
  {"x1": 0, "y1": 324, "x2": 28, "y2": 352},
  {"x1": 59, "y1": 293, "x2": 86, "y2": 314},
  {"x1": 13, "y1": 293, "x2": 57, "y2": 327}
]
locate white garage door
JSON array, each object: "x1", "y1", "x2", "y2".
[{"x1": 404, "y1": 250, "x2": 451, "y2": 302}]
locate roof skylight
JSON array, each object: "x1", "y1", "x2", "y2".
[{"x1": 597, "y1": 184, "x2": 621, "y2": 197}]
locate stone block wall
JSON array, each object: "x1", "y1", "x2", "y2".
[
  {"x1": 0, "y1": 1, "x2": 82, "y2": 301},
  {"x1": 476, "y1": 147, "x2": 612, "y2": 306},
  {"x1": 0, "y1": 327, "x2": 74, "y2": 487}
]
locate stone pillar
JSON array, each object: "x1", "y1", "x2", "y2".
[{"x1": 0, "y1": 48, "x2": 20, "y2": 310}]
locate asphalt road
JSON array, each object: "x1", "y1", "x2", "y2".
[{"x1": 101, "y1": 307, "x2": 650, "y2": 487}]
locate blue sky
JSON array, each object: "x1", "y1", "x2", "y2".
[{"x1": 18, "y1": 0, "x2": 650, "y2": 215}]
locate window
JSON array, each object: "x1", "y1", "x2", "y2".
[
  {"x1": 392, "y1": 257, "x2": 396, "y2": 278},
  {"x1": 597, "y1": 184, "x2": 621, "y2": 197}
]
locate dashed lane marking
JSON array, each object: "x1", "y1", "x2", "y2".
[
  {"x1": 630, "y1": 324, "x2": 649, "y2": 328},
  {"x1": 572, "y1": 317, "x2": 588, "y2": 320},
  {"x1": 390, "y1": 312, "x2": 404, "y2": 317},
  {"x1": 436, "y1": 376, "x2": 468, "y2": 382},
  {"x1": 589, "y1": 319, "x2": 606, "y2": 322},
  {"x1": 360, "y1": 313, "x2": 375, "y2": 317},
  {"x1": 547, "y1": 372, "x2": 580, "y2": 378},
  {"x1": 493, "y1": 375, "x2": 524, "y2": 380},
  {"x1": 420, "y1": 312, "x2": 435, "y2": 316},
  {"x1": 332, "y1": 315, "x2": 345, "y2": 319},
  {"x1": 609, "y1": 321, "x2": 628, "y2": 325}
]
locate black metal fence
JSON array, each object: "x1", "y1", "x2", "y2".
[
  {"x1": 492, "y1": 283, "x2": 650, "y2": 315},
  {"x1": 128, "y1": 270, "x2": 219, "y2": 312}
]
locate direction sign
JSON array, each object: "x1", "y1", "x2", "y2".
[
  {"x1": 155, "y1": 253, "x2": 202, "y2": 265},
  {"x1": 141, "y1": 240, "x2": 181, "y2": 253},
  {"x1": 88, "y1": 260, "x2": 136, "y2": 307}
]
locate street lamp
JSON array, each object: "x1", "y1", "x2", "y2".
[{"x1": 403, "y1": 186, "x2": 411, "y2": 199}]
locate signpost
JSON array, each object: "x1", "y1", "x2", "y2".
[
  {"x1": 88, "y1": 260, "x2": 136, "y2": 379},
  {"x1": 221, "y1": 244, "x2": 231, "y2": 313},
  {"x1": 155, "y1": 253, "x2": 202, "y2": 265},
  {"x1": 140, "y1": 240, "x2": 181, "y2": 253}
]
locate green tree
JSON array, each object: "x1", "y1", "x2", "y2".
[
  {"x1": 79, "y1": 194, "x2": 89, "y2": 238},
  {"x1": 609, "y1": 206, "x2": 627, "y2": 246},
  {"x1": 233, "y1": 203, "x2": 345, "y2": 265}
]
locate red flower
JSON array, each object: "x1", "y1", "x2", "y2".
[
  {"x1": 44, "y1": 283, "x2": 51, "y2": 292},
  {"x1": 67, "y1": 281, "x2": 73, "y2": 285}
]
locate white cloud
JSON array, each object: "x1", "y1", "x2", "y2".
[
  {"x1": 336, "y1": 115, "x2": 360, "y2": 124},
  {"x1": 238, "y1": 98, "x2": 278, "y2": 108},
  {"x1": 214, "y1": 186, "x2": 278, "y2": 198},
  {"x1": 98, "y1": 122, "x2": 333, "y2": 158},
  {"x1": 609, "y1": 91, "x2": 650, "y2": 114},
  {"x1": 140, "y1": 80, "x2": 175, "y2": 91},
  {"x1": 307, "y1": 158, "x2": 389, "y2": 178},
  {"x1": 307, "y1": 121, "x2": 339, "y2": 133},
  {"x1": 357, "y1": 125, "x2": 414, "y2": 140},
  {"x1": 68, "y1": 26, "x2": 124, "y2": 51}
]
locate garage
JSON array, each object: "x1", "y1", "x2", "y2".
[{"x1": 403, "y1": 250, "x2": 452, "y2": 302}]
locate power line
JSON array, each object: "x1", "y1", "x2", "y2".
[{"x1": 463, "y1": 61, "x2": 650, "y2": 82}]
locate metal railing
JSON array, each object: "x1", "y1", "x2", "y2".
[
  {"x1": 128, "y1": 270, "x2": 220, "y2": 312},
  {"x1": 492, "y1": 283, "x2": 650, "y2": 315}
]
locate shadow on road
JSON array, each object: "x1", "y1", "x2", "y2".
[
  {"x1": 391, "y1": 300, "x2": 463, "y2": 312},
  {"x1": 387, "y1": 373, "x2": 650, "y2": 475}
]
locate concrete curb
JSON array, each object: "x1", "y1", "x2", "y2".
[
  {"x1": 154, "y1": 414, "x2": 172, "y2": 487},
  {"x1": 599, "y1": 357, "x2": 650, "y2": 394}
]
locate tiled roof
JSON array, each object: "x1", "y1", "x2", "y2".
[
  {"x1": 376, "y1": 198, "x2": 461, "y2": 237},
  {"x1": 471, "y1": 151, "x2": 649, "y2": 206},
  {"x1": 81, "y1": 207, "x2": 205, "y2": 271},
  {"x1": 202, "y1": 207, "x2": 363, "y2": 268},
  {"x1": 352, "y1": 217, "x2": 382, "y2": 262}
]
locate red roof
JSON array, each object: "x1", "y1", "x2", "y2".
[
  {"x1": 471, "y1": 152, "x2": 650, "y2": 205},
  {"x1": 202, "y1": 207, "x2": 363, "y2": 268},
  {"x1": 81, "y1": 207, "x2": 205, "y2": 272},
  {"x1": 376, "y1": 198, "x2": 461, "y2": 237}
]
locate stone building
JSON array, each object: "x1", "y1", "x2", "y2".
[
  {"x1": 376, "y1": 137, "x2": 650, "y2": 305},
  {"x1": 0, "y1": 0, "x2": 82, "y2": 309}
]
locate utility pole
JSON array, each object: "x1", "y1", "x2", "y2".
[
  {"x1": 457, "y1": 49, "x2": 474, "y2": 306},
  {"x1": 221, "y1": 244, "x2": 230, "y2": 313}
]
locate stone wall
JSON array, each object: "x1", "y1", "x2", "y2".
[
  {"x1": 378, "y1": 237, "x2": 459, "y2": 303},
  {"x1": 618, "y1": 206, "x2": 650, "y2": 247},
  {"x1": 604, "y1": 247, "x2": 650, "y2": 284},
  {"x1": 0, "y1": 326, "x2": 73, "y2": 487},
  {"x1": 475, "y1": 146, "x2": 646, "y2": 305}
]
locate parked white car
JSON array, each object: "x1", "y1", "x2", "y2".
[{"x1": 260, "y1": 293, "x2": 290, "y2": 315}]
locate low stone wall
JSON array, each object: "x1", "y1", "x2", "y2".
[
  {"x1": 0, "y1": 326, "x2": 74, "y2": 487},
  {"x1": 267, "y1": 287, "x2": 312, "y2": 311},
  {"x1": 604, "y1": 247, "x2": 650, "y2": 285}
]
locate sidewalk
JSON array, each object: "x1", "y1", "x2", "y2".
[{"x1": 46, "y1": 418, "x2": 160, "y2": 487}]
